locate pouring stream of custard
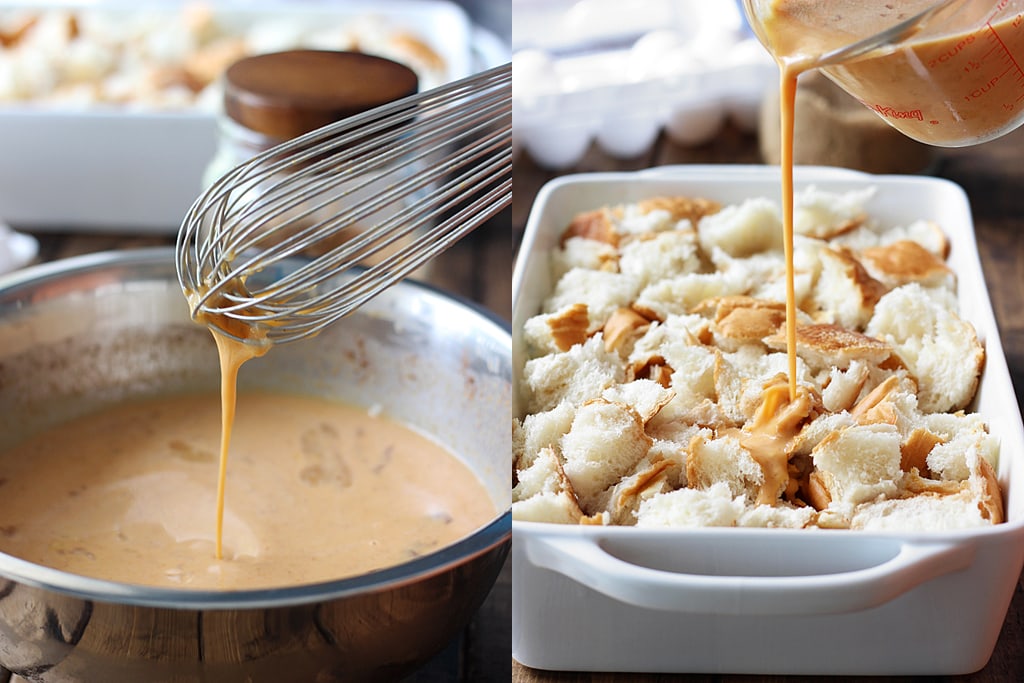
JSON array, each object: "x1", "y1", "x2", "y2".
[
  {"x1": 188, "y1": 291, "x2": 269, "y2": 560},
  {"x1": 749, "y1": 0, "x2": 948, "y2": 495},
  {"x1": 209, "y1": 332, "x2": 266, "y2": 559}
]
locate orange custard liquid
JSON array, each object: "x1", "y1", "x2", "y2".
[
  {"x1": 0, "y1": 391, "x2": 496, "y2": 589},
  {"x1": 0, "y1": 290, "x2": 496, "y2": 589},
  {"x1": 762, "y1": 0, "x2": 1024, "y2": 145}
]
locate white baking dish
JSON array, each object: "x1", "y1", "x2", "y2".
[
  {"x1": 0, "y1": 0, "x2": 497, "y2": 232},
  {"x1": 511, "y1": 165, "x2": 1024, "y2": 675}
]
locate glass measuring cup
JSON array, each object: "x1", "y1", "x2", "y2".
[{"x1": 743, "y1": 0, "x2": 1024, "y2": 146}]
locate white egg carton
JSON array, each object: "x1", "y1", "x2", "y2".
[{"x1": 512, "y1": 0, "x2": 778, "y2": 168}]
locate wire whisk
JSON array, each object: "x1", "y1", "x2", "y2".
[{"x1": 176, "y1": 62, "x2": 511, "y2": 345}]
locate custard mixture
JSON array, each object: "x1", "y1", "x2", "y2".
[{"x1": 0, "y1": 391, "x2": 496, "y2": 589}]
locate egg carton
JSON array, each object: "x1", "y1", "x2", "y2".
[{"x1": 512, "y1": 0, "x2": 778, "y2": 168}]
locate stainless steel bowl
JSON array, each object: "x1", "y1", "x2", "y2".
[{"x1": 0, "y1": 248, "x2": 511, "y2": 682}]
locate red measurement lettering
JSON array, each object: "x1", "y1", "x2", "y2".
[
  {"x1": 868, "y1": 105, "x2": 924, "y2": 121},
  {"x1": 964, "y1": 76, "x2": 1001, "y2": 100},
  {"x1": 928, "y1": 34, "x2": 976, "y2": 68}
]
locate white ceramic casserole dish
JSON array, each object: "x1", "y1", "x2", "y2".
[{"x1": 511, "y1": 165, "x2": 1024, "y2": 675}]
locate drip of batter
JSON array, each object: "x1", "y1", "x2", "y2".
[
  {"x1": 188, "y1": 289, "x2": 269, "y2": 560},
  {"x1": 740, "y1": 378, "x2": 814, "y2": 505}
]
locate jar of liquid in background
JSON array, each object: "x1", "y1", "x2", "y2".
[{"x1": 204, "y1": 49, "x2": 429, "y2": 268}]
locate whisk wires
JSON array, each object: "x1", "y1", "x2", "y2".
[{"x1": 177, "y1": 62, "x2": 511, "y2": 344}]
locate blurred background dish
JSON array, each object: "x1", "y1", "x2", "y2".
[{"x1": 0, "y1": 0, "x2": 510, "y2": 232}]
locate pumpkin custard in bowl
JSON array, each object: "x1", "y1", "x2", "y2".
[{"x1": 0, "y1": 248, "x2": 511, "y2": 682}]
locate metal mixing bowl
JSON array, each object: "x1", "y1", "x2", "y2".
[{"x1": 0, "y1": 248, "x2": 511, "y2": 682}]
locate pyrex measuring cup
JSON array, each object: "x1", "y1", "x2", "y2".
[{"x1": 744, "y1": 0, "x2": 1024, "y2": 146}]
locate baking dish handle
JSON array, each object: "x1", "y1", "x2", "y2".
[{"x1": 525, "y1": 534, "x2": 976, "y2": 615}]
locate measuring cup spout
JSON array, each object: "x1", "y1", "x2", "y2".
[{"x1": 743, "y1": 0, "x2": 1024, "y2": 146}]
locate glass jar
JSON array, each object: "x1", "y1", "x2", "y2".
[
  {"x1": 204, "y1": 50, "x2": 419, "y2": 186},
  {"x1": 202, "y1": 50, "x2": 435, "y2": 277}
]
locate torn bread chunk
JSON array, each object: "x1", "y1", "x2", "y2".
[
  {"x1": 764, "y1": 323, "x2": 891, "y2": 373},
  {"x1": 695, "y1": 295, "x2": 787, "y2": 349},
  {"x1": 552, "y1": 236, "x2": 619, "y2": 280},
  {"x1": 646, "y1": 438, "x2": 689, "y2": 488},
  {"x1": 646, "y1": 342, "x2": 728, "y2": 429},
  {"x1": 634, "y1": 270, "x2": 750, "y2": 320},
  {"x1": 618, "y1": 230, "x2": 701, "y2": 288},
  {"x1": 812, "y1": 423, "x2": 903, "y2": 505},
  {"x1": 851, "y1": 448, "x2": 1003, "y2": 530},
  {"x1": 792, "y1": 411, "x2": 857, "y2": 457},
  {"x1": 601, "y1": 379, "x2": 675, "y2": 424},
  {"x1": 926, "y1": 423, "x2": 999, "y2": 483},
  {"x1": 521, "y1": 336, "x2": 625, "y2": 414},
  {"x1": 562, "y1": 207, "x2": 617, "y2": 246},
  {"x1": 809, "y1": 246, "x2": 888, "y2": 329},
  {"x1": 617, "y1": 201, "x2": 686, "y2": 236},
  {"x1": 627, "y1": 314, "x2": 712, "y2": 371},
  {"x1": 635, "y1": 195, "x2": 721, "y2": 227},
  {"x1": 560, "y1": 399, "x2": 652, "y2": 512},
  {"x1": 590, "y1": 453, "x2": 678, "y2": 525},
  {"x1": 697, "y1": 197, "x2": 783, "y2": 257},
  {"x1": 738, "y1": 502, "x2": 817, "y2": 528},
  {"x1": 849, "y1": 489, "x2": 989, "y2": 530},
  {"x1": 886, "y1": 219, "x2": 950, "y2": 259},
  {"x1": 833, "y1": 218, "x2": 950, "y2": 260},
  {"x1": 512, "y1": 447, "x2": 584, "y2": 524},
  {"x1": 522, "y1": 303, "x2": 591, "y2": 356},
  {"x1": 820, "y1": 359, "x2": 871, "y2": 413},
  {"x1": 635, "y1": 481, "x2": 745, "y2": 527},
  {"x1": 686, "y1": 430, "x2": 764, "y2": 500},
  {"x1": 513, "y1": 401, "x2": 577, "y2": 470},
  {"x1": 749, "y1": 236, "x2": 822, "y2": 306},
  {"x1": 865, "y1": 283, "x2": 984, "y2": 413},
  {"x1": 709, "y1": 249, "x2": 786, "y2": 290},
  {"x1": 602, "y1": 307, "x2": 651, "y2": 356},
  {"x1": 713, "y1": 347, "x2": 809, "y2": 425},
  {"x1": 793, "y1": 185, "x2": 875, "y2": 239},
  {"x1": 860, "y1": 239, "x2": 955, "y2": 290},
  {"x1": 544, "y1": 267, "x2": 641, "y2": 334}
]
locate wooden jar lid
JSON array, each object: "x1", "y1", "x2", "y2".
[{"x1": 223, "y1": 50, "x2": 419, "y2": 141}]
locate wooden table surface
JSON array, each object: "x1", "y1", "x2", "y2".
[
  {"x1": 510, "y1": 121, "x2": 1024, "y2": 682},
  {"x1": 15, "y1": 214, "x2": 516, "y2": 683}
]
